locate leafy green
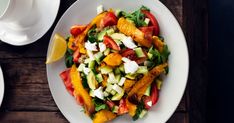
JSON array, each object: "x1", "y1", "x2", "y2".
[
  {"x1": 92, "y1": 97, "x2": 109, "y2": 112},
  {"x1": 81, "y1": 73, "x2": 89, "y2": 89},
  {"x1": 121, "y1": 6, "x2": 147, "y2": 27},
  {"x1": 140, "y1": 5, "x2": 150, "y2": 11},
  {"x1": 65, "y1": 41, "x2": 74, "y2": 68},
  {"x1": 88, "y1": 26, "x2": 98, "y2": 43},
  {"x1": 161, "y1": 45, "x2": 170, "y2": 63},
  {"x1": 148, "y1": 46, "x2": 162, "y2": 64},
  {"x1": 132, "y1": 102, "x2": 145, "y2": 121}
]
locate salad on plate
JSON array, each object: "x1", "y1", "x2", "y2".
[{"x1": 47, "y1": 5, "x2": 170, "y2": 123}]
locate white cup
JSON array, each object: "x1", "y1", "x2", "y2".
[{"x1": 0, "y1": 0, "x2": 38, "y2": 30}]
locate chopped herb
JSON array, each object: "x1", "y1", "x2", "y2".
[
  {"x1": 81, "y1": 75, "x2": 89, "y2": 89},
  {"x1": 140, "y1": 5, "x2": 150, "y2": 11},
  {"x1": 161, "y1": 45, "x2": 170, "y2": 63},
  {"x1": 132, "y1": 102, "x2": 145, "y2": 121},
  {"x1": 88, "y1": 26, "x2": 98, "y2": 43},
  {"x1": 92, "y1": 97, "x2": 109, "y2": 112}
]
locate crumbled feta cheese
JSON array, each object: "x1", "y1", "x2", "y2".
[
  {"x1": 118, "y1": 77, "x2": 126, "y2": 86},
  {"x1": 98, "y1": 42, "x2": 106, "y2": 52},
  {"x1": 87, "y1": 50, "x2": 95, "y2": 60},
  {"x1": 122, "y1": 57, "x2": 131, "y2": 63},
  {"x1": 77, "y1": 63, "x2": 85, "y2": 72},
  {"x1": 85, "y1": 41, "x2": 98, "y2": 51},
  {"x1": 122, "y1": 37, "x2": 137, "y2": 49},
  {"x1": 107, "y1": 72, "x2": 118, "y2": 83},
  {"x1": 97, "y1": 5, "x2": 104, "y2": 14},
  {"x1": 83, "y1": 67, "x2": 90, "y2": 75},
  {"x1": 147, "y1": 101, "x2": 152, "y2": 107},
  {"x1": 144, "y1": 18, "x2": 150, "y2": 25},
  {"x1": 124, "y1": 60, "x2": 139, "y2": 74},
  {"x1": 94, "y1": 87, "x2": 104, "y2": 100},
  {"x1": 112, "y1": 84, "x2": 123, "y2": 94}
]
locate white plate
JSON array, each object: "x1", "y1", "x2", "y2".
[
  {"x1": 46, "y1": 0, "x2": 189, "y2": 123},
  {"x1": 0, "y1": 0, "x2": 60, "y2": 46},
  {"x1": 0, "y1": 66, "x2": 4, "y2": 107}
]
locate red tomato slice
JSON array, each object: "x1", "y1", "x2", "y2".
[
  {"x1": 59, "y1": 68, "x2": 74, "y2": 96},
  {"x1": 142, "y1": 96, "x2": 153, "y2": 110},
  {"x1": 121, "y1": 49, "x2": 147, "y2": 64},
  {"x1": 106, "y1": 100, "x2": 115, "y2": 109},
  {"x1": 139, "y1": 26, "x2": 154, "y2": 42},
  {"x1": 103, "y1": 35, "x2": 120, "y2": 51},
  {"x1": 118, "y1": 99, "x2": 128, "y2": 115},
  {"x1": 70, "y1": 25, "x2": 87, "y2": 37},
  {"x1": 73, "y1": 49, "x2": 80, "y2": 63},
  {"x1": 75, "y1": 95, "x2": 84, "y2": 106},
  {"x1": 121, "y1": 49, "x2": 137, "y2": 60},
  {"x1": 151, "y1": 83, "x2": 159, "y2": 105},
  {"x1": 141, "y1": 10, "x2": 160, "y2": 36},
  {"x1": 100, "y1": 12, "x2": 117, "y2": 27}
]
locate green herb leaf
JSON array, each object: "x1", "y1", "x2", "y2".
[
  {"x1": 95, "y1": 104, "x2": 108, "y2": 112},
  {"x1": 140, "y1": 5, "x2": 150, "y2": 11},
  {"x1": 132, "y1": 102, "x2": 144, "y2": 121},
  {"x1": 92, "y1": 97, "x2": 109, "y2": 112},
  {"x1": 88, "y1": 26, "x2": 98, "y2": 43},
  {"x1": 160, "y1": 45, "x2": 170, "y2": 63}
]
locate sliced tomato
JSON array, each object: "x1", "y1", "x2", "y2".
[
  {"x1": 141, "y1": 10, "x2": 160, "y2": 36},
  {"x1": 70, "y1": 25, "x2": 87, "y2": 37},
  {"x1": 100, "y1": 12, "x2": 117, "y2": 27},
  {"x1": 118, "y1": 99, "x2": 128, "y2": 115},
  {"x1": 106, "y1": 100, "x2": 115, "y2": 109},
  {"x1": 121, "y1": 49, "x2": 147, "y2": 64},
  {"x1": 142, "y1": 96, "x2": 153, "y2": 110},
  {"x1": 121, "y1": 49, "x2": 137, "y2": 60},
  {"x1": 59, "y1": 68, "x2": 74, "y2": 95},
  {"x1": 103, "y1": 35, "x2": 120, "y2": 51},
  {"x1": 151, "y1": 83, "x2": 159, "y2": 105},
  {"x1": 75, "y1": 95, "x2": 84, "y2": 106},
  {"x1": 139, "y1": 26, "x2": 154, "y2": 42},
  {"x1": 73, "y1": 49, "x2": 80, "y2": 63}
]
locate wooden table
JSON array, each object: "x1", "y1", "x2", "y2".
[{"x1": 0, "y1": 0, "x2": 207, "y2": 122}]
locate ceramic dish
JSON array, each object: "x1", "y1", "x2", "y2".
[{"x1": 46, "y1": 0, "x2": 189, "y2": 122}]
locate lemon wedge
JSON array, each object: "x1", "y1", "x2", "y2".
[{"x1": 46, "y1": 33, "x2": 67, "y2": 64}]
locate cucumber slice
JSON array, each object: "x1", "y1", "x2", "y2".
[
  {"x1": 139, "y1": 109, "x2": 148, "y2": 119},
  {"x1": 87, "y1": 71, "x2": 97, "y2": 90},
  {"x1": 96, "y1": 74, "x2": 103, "y2": 83},
  {"x1": 115, "y1": 74, "x2": 121, "y2": 82},
  {"x1": 147, "y1": 52, "x2": 154, "y2": 60},
  {"x1": 89, "y1": 90, "x2": 95, "y2": 97},
  {"x1": 119, "y1": 64, "x2": 125, "y2": 72},
  {"x1": 110, "y1": 90, "x2": 117, "y2": 95},
  {"x1": 125, "y1": 73, "x2": 137, "y2": 80},
  {"x1": 88, "y1": 60, "x2": 96, "y2": 69},
  {"x1": 105, "y1": 84, "x2": 113, "y2": 93},
  {"x1": 106, "y1": 28, "x2": 115, "y2": 35},
  {"x1": 100, "y1": 66, "x2": 113, "y2": 74},
  {"x1": 111, "y1": 90, "x2": 124, "y2": 101},
  {"x1": 136, "y1": 66, "x2": 148, "y2": 74},
  {"x1": 103, "y1": 91, "x2": 109, "y2": 97},
  {"x1": 134, "y1": 47, "x2": 145, "y2": 58},
  {"x1": 94, "y1": 52, "x2": 104, "y2": 64},
  {"x1": 114, "y1": 68, "x2": 121, "y2": 75},
  {"x1": 110, "y1": 33, "x2": 126, "y2": 41},
  {"x1": 115, "y1": 9, "x2": 121, "y2": 17},
  {"x1": 78, "y1": 63, "x2": 85, "y2": 72},
  {"x1": 144, "y1": 85, "x2": 151, "y2": 96},
  {"x1": 112, "y1": 106, "x2": 119, "y2": 113},
  {"x1": 98, "y1": 28, "x2": 115, "y2": 41},
  {"x1": 156, "y1": 79, "x2": 163, "y2": 90},
  {"x1": 104, "y1": 48, "x2": 110, "y2": 56}
]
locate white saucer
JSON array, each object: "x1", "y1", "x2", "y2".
[
  {"x1": 0, "y1": 0, "x2": 60, "y2": 46},
  {"x1": 0, "y1": 66, "x2": 4, "y2": 107}
]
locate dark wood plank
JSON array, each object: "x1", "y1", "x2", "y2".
[
  {"x1": 0, "y1": 112, "x2": 68, "y2": 123},
  {"x1": 167, "y1": 112, "x2": 188, "y2": 123},
  {"x1": 0, "y1": 58, "x2": 187, "y2": 112},
  {"x1": 0, "y1": 111, "x2": 187, "y2": 123},
  {"x1": 183, "y1": 0, "x2": 208, "y2": 123}
]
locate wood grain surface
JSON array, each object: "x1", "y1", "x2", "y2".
[{"x1": 0, "y1": 0, "x2": 208, "y2": 122}]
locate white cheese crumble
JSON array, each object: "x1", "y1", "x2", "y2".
[
  {"x1": 112, "y1": 84, "x2": 123, "y2": 94},
  {"x1": 98, "y1": 42, "x2": 106, "y2": 52},
  {"x1": 94, "y1": 87, "x2": 104, "y2": 100},
  {"x1": 124, "y1": 61, "x2": 139, "y2": 74},
  {"x1": 97, "y1": 5, "x2": 104, "y2": 14},
  {"x1": 118, "y1": 77, "x2": 126, "y2": 86},
  {"x1": 87, "y1": 50, "x2": 95, "y2": 60},
  {"x1": 83, "y1": 67, "x2": 90, "y2": 75},
  {"x1": 147, "y1": 101, "x2": 152, "y2": 107},
  {"x1": 85, "y1": 41, "x2": 98, "y2": 51},
  {"x1": 122, "y1": 36, "x2": 137, "y2": 49}
]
